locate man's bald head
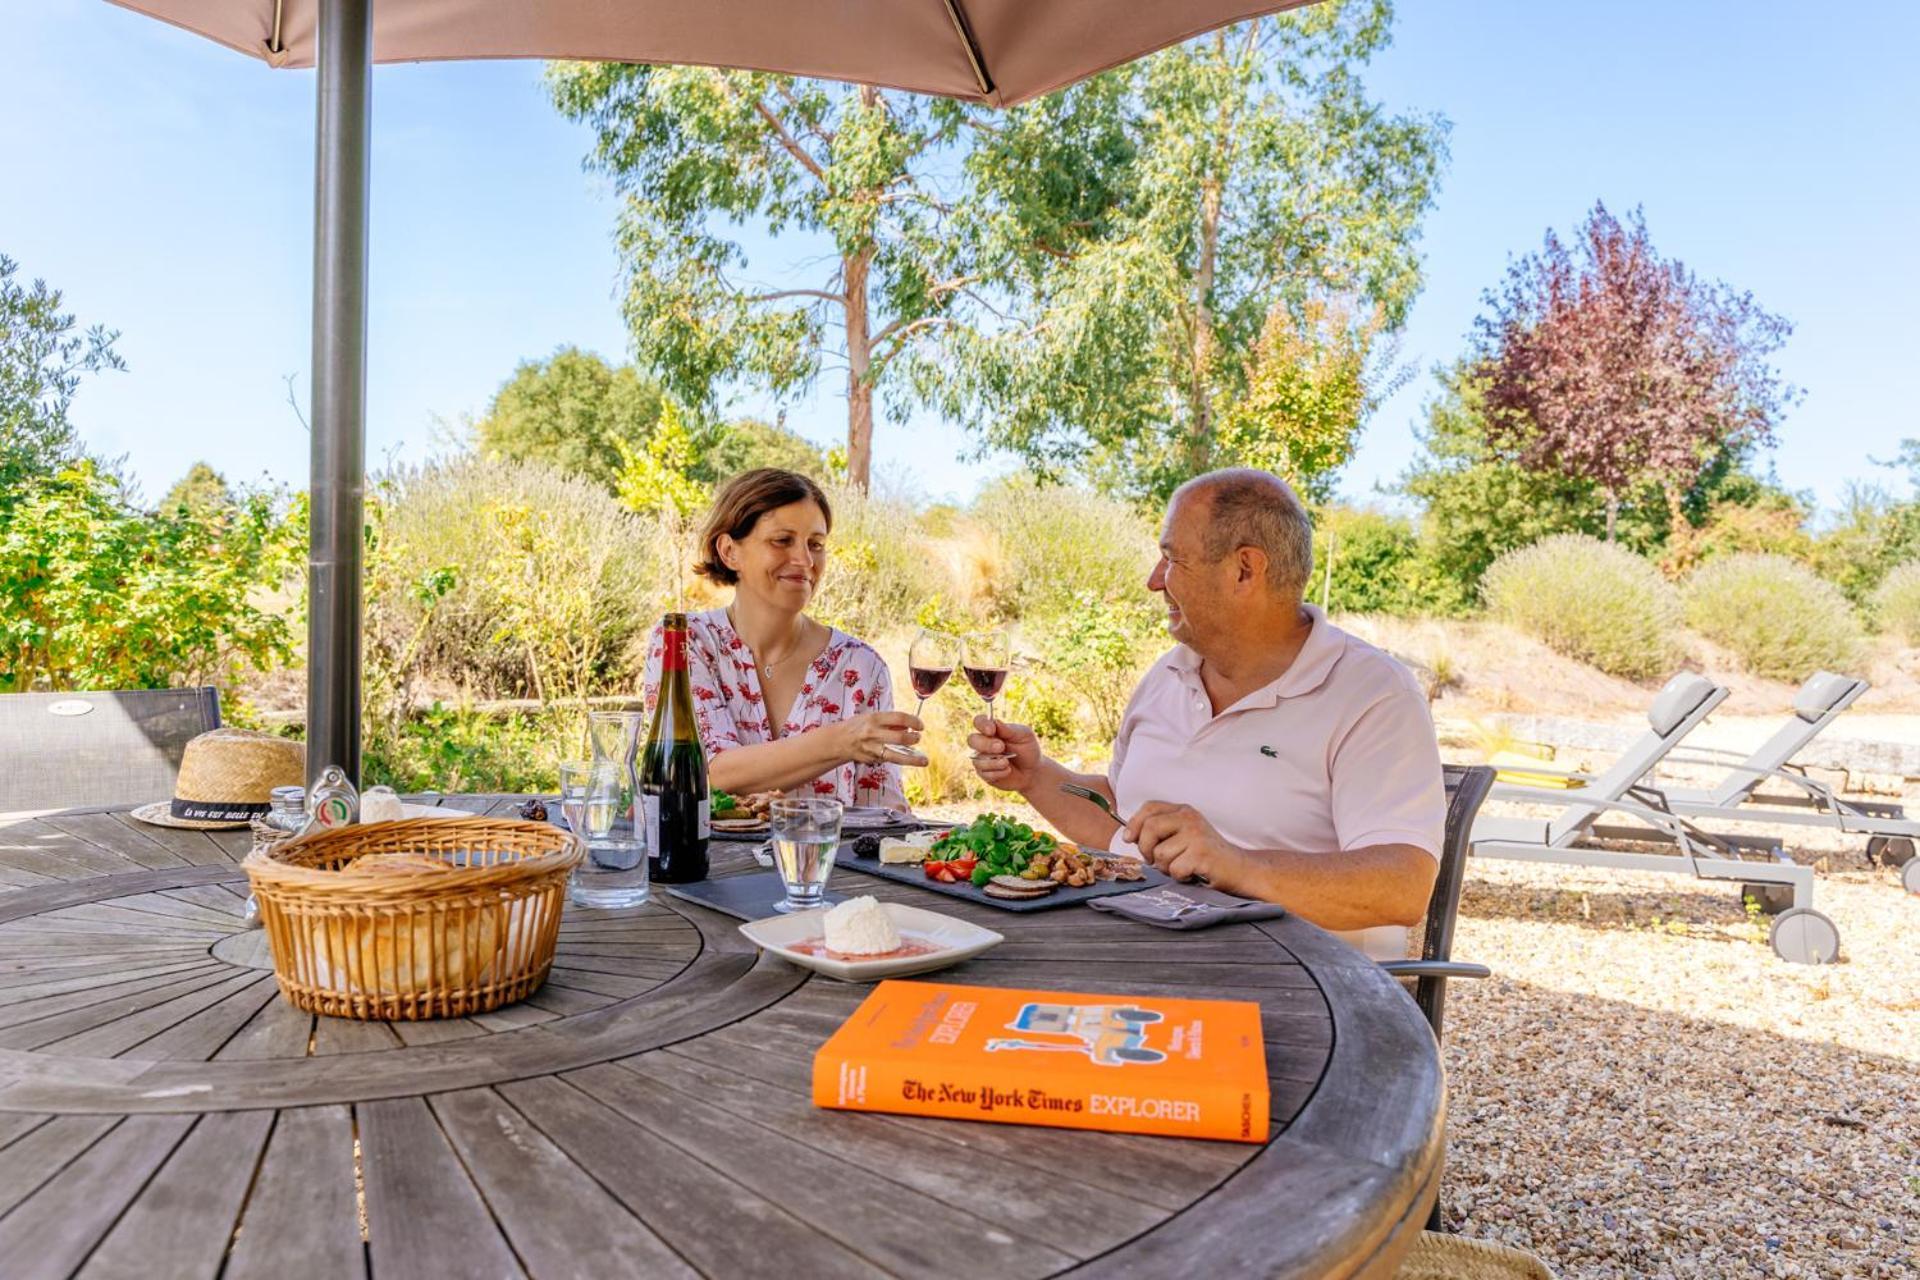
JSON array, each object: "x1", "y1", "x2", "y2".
[{"x1": 1172, "y1": 468, "x2": 1315, "y2": 599}]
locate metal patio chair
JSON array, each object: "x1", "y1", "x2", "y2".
[
  {"x1": 0, "y1": 688, "x2": 222, "y2": 814},
  {"x1": 1379, "y1": 763, "x2": 1496, "y2": 1234}
]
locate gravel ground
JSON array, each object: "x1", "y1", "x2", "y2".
[{"x1": 1440, "y1": 859, "x2": 1919, "y2": 1278}]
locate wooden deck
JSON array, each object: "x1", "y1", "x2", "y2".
[{"x1": 0, "y1": 796, "x2": 1443, "y2": 1278}]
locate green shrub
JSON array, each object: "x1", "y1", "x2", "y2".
[
  {"x1": 1027, "y1": 593, "x2": 1163, "y2": 741},
  {"x1": 970, "y1": 477, "x2": 1156, "y2": 622},
  {"x1": 1874, "y1": 561, "x2": 1920, "y2": 644},
  {"x1": 0, "y1": 460, "x2": 300, "y2": 693},
  {"x1": 363, "y1": 703, "x2": 569, "y2": 794},
  {"x1": 808, "y1": 482, "x2": 943, "y2": 640},
  {"x1": 1684, "y1": 553, "x2": 1864, "y2": 681},
  {"x1": 372, "y1": 456, "x2": 672, "y2": 700},
  {"x1": 1481, "y1": 534, "x2": 1683, "y2": 680},
  {"x1": 1312, "y1": 507, "x2": 1469, "y2": 617}
]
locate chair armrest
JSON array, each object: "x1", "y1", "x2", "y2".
[{"x1": 1378, "y1": 960, "x2": 1492, "y2": 981}]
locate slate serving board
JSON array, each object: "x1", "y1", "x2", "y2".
[{"x1": 838, "y1": 841, "x2": 1169, "y2": 913}]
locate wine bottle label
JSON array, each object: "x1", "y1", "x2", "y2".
[
  {"x1": 642, "y1": 794, "x2": 662, "y2": 861},
  {"x1": 662, "y1": 625, "x2": 688, "y2": 672}
]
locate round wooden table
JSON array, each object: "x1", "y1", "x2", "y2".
[{"x1": 0, "y1": 796, "x2": 1443, "y2": 1279}]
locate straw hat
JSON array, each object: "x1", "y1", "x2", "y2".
[{"x1": 131, "y1": 729, "x2": 307, "y2": 829}]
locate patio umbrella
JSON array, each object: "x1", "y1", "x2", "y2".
[{"x1": 105, "y1": 0, "x2": 1319, "y2": 783}]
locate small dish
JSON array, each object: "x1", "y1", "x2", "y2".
[{"x1": 739, "y1": 902, "x2": 1002, "y2": 981}]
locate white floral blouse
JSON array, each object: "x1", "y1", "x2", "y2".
[{"x1": 640, "y1": 608, "x2": 907, "y2": 809}]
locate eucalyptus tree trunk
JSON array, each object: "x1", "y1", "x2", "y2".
[{"x1": 844, "y1": 247, "x2": 874, "y2": 492}]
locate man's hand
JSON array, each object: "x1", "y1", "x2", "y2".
[
  {"x1": 967, "y1": 715, "x2": 1045, "y2": 793},
  {"x1": 1124, "y1": 801, "x2": 1250, "y2": 890}
]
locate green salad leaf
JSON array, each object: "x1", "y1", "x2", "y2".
[{"x1": 930, "y1": 814, "x2": 1058, "y2": 880}]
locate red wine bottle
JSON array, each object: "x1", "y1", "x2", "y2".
[
  {"x1": 642, "y1": 613, "x2": 710, "y2": 883},
  {"x1": 963, "y1": 665, "x2": 1008, "y2": 699},
  {"x1": 908, "y1": 665, "x2": 953, "y2": 699}
]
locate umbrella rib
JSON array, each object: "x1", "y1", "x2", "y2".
[{"x1": 939, "y1": 0, "x2": 994, "y2": 99}]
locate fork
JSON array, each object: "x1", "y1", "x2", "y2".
[{"x1": 1058, "y1": 782, "x2": 1130, "y2": 829}]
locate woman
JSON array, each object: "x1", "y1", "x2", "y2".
[{"x1": 640, "y1": 468, "x2": 923, "y2": 809}]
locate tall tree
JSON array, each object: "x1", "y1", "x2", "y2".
[
  {"x1": 161, "y1": 462, "x2": 234, "y2": 516},
  {"x1": 1474, "y1": 201, "x2": 1795, "y2": 540},
  {"x1": 0, "y1": 254, "x2": 123, "y2": 496},
  {"x1": 475, "y1": 347, "x2": 663, "y2": 490},
  {"x1": 548, "y1": 67, "x2": 971, "y2": 491},
  {"x1": 920, "y1": 2, "x2": 1446, "y2": 499}
]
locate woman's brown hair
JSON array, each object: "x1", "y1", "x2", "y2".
[{"x1": 694, "y1": 468, "x2": 834, "y2": 585}]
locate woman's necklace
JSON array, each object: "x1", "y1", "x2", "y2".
[{"x1": 728, "y1": 607, "x2": 803, "y2": 677}]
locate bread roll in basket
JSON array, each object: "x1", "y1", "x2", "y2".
[{"x1": 244, "y1": 817, "x2": 584, "y2": 1020}]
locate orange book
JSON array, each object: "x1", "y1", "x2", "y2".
[{"x1": 812, "y1": 980, "x2": 1269, "y2": 1143}]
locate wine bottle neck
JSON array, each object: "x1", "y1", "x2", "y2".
[{"x1": 661, "y1": 625, "x2": 689, "y2": 673}]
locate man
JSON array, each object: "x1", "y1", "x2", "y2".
[{"x1": 969, "y1": 469, "x2": 1444, "y2": 959}]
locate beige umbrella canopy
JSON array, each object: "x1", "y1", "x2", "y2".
[
  {"x1": 111, "y1": 0, "x2": 1312, "y2": 106},
  {"x1": 105, "y1": 0, "x2": 1319, "y2": 783}
]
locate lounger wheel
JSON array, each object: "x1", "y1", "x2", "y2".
[
  {"x1": 1867, "y1": 835, "x2": 1915, "y2": 869},
  {"x1": 1769, "y1": 908, "x2": 1841, "y2": 965},
  {"x1": 1739, "y1": 883, "x2": 1793, "y2": 915},
  {"x1": 1904, "y1": 858, "x2": 1920, "y2": 897}
]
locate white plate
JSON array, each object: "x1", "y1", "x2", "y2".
[{"x1": 739, "y1": 902, "x2": 1002, "y2": 982}]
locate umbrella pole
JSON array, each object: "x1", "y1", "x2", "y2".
[{"x1": 306, "y1": 0, "x2": 372, "y2": 787}]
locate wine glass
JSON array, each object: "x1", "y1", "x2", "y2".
[
  {"x1": 963, "y1": 629, "x2": 1012, "y2": 734},
  {"x1": 906, "y1": 628, "x2": 958, "y2": 716}
]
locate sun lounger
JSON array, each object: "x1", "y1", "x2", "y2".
[
  {"x1": 1650, "y1": 674, "x2": 1920, "y2": 890},
  {"x1": 1470, "y1": 674, "x2": 1840, "y2": 963},
  {"x1": 0, "y1": 688, "x2": 222, "y2": 815}
]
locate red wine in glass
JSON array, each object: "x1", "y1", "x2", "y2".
[
  {"x1": 910, "y1": 666, "x2": 953, "y2": 700},
  {"x1": 908, "y1": 628, "x2": 959, "y2": 717},
  {"x1": 963, "y1": 629, "x2": 1013, "y2": 736},
  {"x1": 962, "y1": 665, "x2": 1008, "y2": 699}
]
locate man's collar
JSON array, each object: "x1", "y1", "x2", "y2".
[{"x1": 1164, "y1": 605, "x2": 1345, "y2": 708}]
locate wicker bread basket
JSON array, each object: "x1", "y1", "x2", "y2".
[{"x1": 243, "y1": 818, "x2": 584, "y2": 1020}]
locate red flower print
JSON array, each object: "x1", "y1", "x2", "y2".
[
  {"x1": 694, "y1": 685, "x2": 719, "y2": 702},
  {"x1": 811, "y1": 778, "x2": 836, "y2": 795},
  {"x1": 852, "y1": 689, "x2": 867, "y2": 707},
  {"x1": 801, "y1": 683, "x2": 813, "y2": 695},
  {"x1": 820, "y1": 701, "x2": 841, "y2": 716},
  {"x1": 842, "y1": 668, "x2": 860, "y2": 687}
]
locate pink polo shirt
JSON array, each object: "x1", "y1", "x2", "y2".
[{"x1": 1108, "y1": 606, "x2": 1444, "y2": 960}]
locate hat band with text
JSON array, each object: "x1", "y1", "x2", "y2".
[{"x1": 170, "y1": 798, "x2": 271, "y2": 822}]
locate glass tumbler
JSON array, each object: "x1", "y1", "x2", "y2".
[{"x1": 769, "y1": 797, "x2": 844, "y2": 913}]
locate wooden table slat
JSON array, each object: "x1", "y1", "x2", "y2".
[
  {"x1": 359, "y1": 1096, "x2": 527, "y2": 1280},
  {"x1": 209, "y1": 990, "x2": 314, "y2": 1062},
  {"x1": 112, "y1": 973, "x2": 280, "y2": 1063},
  {"x1": 429, "y1": 1087, "x2": 699, "y2": 1279},
  {"x1": 102, "y1": 813, "x2": 238, "y2": 867},
  {"x1": 497, "y1": 1075, "x2": 890, "y2": 1280},
  {"x1": 562, "y1": 1060, "x2": 1076, "y2": 1278},
  {"x1": 0, "y1": 1113, "x2": 195, "y2": 1279},
  {"x1": 223, "y1": 1106, "x2": 365, "y2": 1280},
  {"x1": 76, "y1": 1109, "x2": 274, "y2": 1280},
  {"x1": 0, "y1": 965, "x2": 231, "y2": 1040},
  {"x1": 40, "y1": 970, "x2": 270, "y2": 1059}
]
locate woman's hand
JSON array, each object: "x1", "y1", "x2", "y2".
[{"x1": 832, "y1": 711, "x2": 926, "y2": 766}]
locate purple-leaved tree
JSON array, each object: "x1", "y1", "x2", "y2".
[{"x1": 1475, "y1": 202, "x2": 1796, "y2": 541}]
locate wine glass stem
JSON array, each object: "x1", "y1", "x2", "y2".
[
  {"x1": 915, "y1": 696, "x2": 926, "y2": 718},
  {"x1": 985, "y1": 697, "x2": 995, "y2": 734}
]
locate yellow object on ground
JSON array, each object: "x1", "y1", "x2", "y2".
[
  {"x1": 1397, "y1": 1231, "x2": 1555, "y2": 1279},
  {"x1": 1486, "y1": 750, "x2": 1582, "y2": 790}
]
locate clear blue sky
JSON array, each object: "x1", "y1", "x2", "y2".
[{"x1": 4, "y1": 0, "x2": 1915, "y2": 515}]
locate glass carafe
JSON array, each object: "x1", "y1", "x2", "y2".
[{"x1": 587, "y1": 710, "x2": 645, "y2": 837}]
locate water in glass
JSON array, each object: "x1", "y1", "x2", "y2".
[{"x1": 770, "y1": 797, "x2": 843, "y2": 913}]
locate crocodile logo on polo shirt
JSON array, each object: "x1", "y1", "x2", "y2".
[{"x1": 1259, "y1": 746, "x2": 1278, "y2": 758}]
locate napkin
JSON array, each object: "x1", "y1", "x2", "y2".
[{"x1": 1087, "y1": 882, "x2": 1287, "y2": 930}]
